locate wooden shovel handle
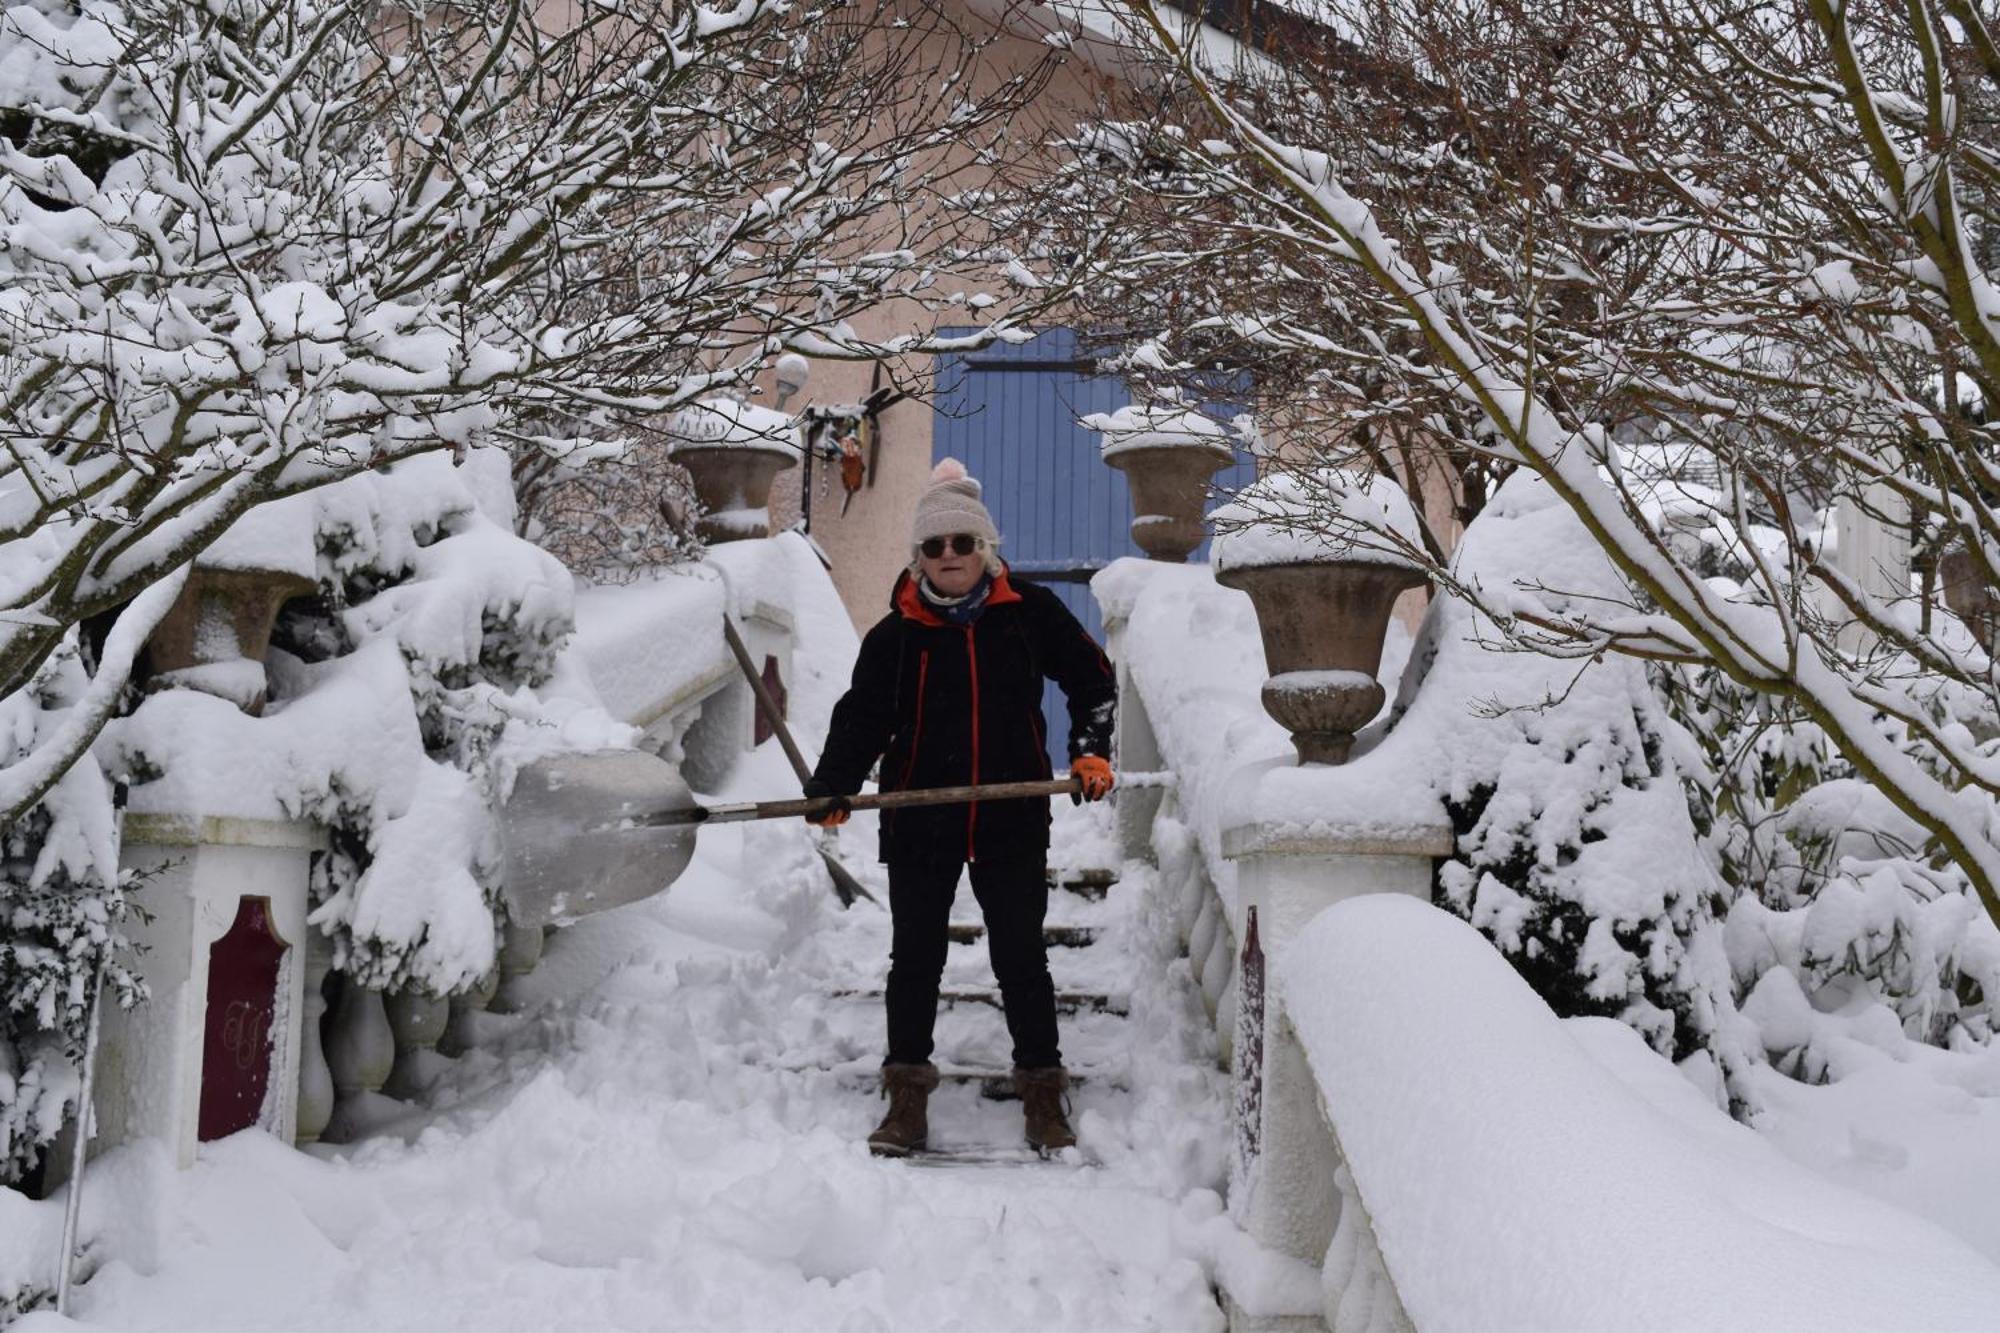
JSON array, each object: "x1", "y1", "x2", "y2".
[{"x1": 641, "y1": 777, "x2": 1084, "y2": 827}]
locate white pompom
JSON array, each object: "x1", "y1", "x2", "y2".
[{"x1": 931, "y1": 457, "x2": 968, "y2": 483}]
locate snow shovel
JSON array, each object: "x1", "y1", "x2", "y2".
[
  {"x1": 498, "y1": 749, "x2": 1165, "y2": 928},
  {"x1": 718, "y1": 615, "x2": 876, "y2": 909},
  {"x1": 500, "y1": 748, "x2": 703, "y2": 929}
]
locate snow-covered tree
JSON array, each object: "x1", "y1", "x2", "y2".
[
  {"x1": 1032, "y1": 0, "x2": 2000, "y2": 932},
  {"x1": 982, "y1": 0, "x2": 2000, "y2": 1090},
  {"x1": 0, "y1": 0, "x2": 1058, "y2": 823}
]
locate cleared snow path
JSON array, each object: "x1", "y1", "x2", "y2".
[{"x1": 37, "y1": 748, "x2": 1234, "y2": 1332}]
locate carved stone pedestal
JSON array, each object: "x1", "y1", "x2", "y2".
[
  {"x1": 1219, "y1": 817, "x2": 1448, "y2": 1331},
  {"x1": 100, "y1": 814, "x2": 323, "y2": 1167}
]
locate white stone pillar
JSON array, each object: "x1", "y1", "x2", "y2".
[
  {"x1": 1112, "y1": 660, "x2": 1167, "y2": 866},
  {"x1": 1830, "y1": 481, "x2": 1911, "y2": 657},
  {"x1": 100, "y1": 813, "x2": 323, "y2": 1168},
  {"x1": 1220, "y1": 819, "x2": 1449, "y2": 1333}
]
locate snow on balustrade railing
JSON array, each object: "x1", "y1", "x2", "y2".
[
  {"x1": 570, "y1": 532, "x2": 852, "y2": 792},
  {"x1": 1280, "y1": 895, "x2": 2000, "y2": 1333},
  {"x1": 572, "y1": 566, "x2": 731, "y2": 731}
]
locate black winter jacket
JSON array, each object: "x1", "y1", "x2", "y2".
[{"x1": 812, "y1": 568, "x2": 1116, "y2": 866}]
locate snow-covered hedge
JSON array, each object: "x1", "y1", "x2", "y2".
[
  {"x1": 1402, "y1": 477, "x2": 1754, "y2": 1097},
  {"x1": 1108, "y1": 464, "x2": 2000, "y2": 1113},
  {"x1": 103, "y1": 454, "x2": 633, "y2": 993},
  {"x1": 0, "y1": 646, "x2": 143, "y2": 1184}
]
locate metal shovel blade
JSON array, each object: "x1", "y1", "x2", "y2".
[{"x1": 500, "y1": 749, "x2": 699, "y2": 928}]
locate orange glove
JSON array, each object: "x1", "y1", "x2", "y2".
[
  {"x1": 1070, "y1": 755, "x2": 1114, "y2": 804},
  {"x1": 802, "y1": 779, "x2": 851, "y2": 827}
]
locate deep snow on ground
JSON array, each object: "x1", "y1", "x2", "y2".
[{"x1": 27, "y1": 749, "x2": 1234, "y2": 1333}]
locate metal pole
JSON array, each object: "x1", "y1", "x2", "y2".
[
  {"x1": 56, "y1": 954, "x2": 107, "y2": 1315},
  {"x1": 721, "y1": 613, "x2": 875, "y2": 906}
]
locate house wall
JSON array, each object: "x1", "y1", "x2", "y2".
[{"x1": 757, "y1": 1, "x2": 1128, "y2": 629}]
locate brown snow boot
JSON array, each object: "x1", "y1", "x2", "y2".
[
  {"x1": 1015, "y1": 1065, "x2": 1076, "y2": 1154},
  {"x1": 868, "y1": 1062, "x2": 939, "y2": 1157}
]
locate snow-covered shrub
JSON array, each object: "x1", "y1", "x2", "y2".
[
  {"x1": 1661, "y1": 663, "x2": 2000, "y2": 1081},
  {"x1": 277, "y1": 456, "x2": 624, "y2": 991},
  {"x1": 0, "y1": 644, "x2": 143, "y2": 1184},
  {"x1": 1411, "y1": 477, "x2": 1754, "y2": 1103},
  {"x1": 100, "y1": 455, "x2": 633, "y2": 997}
]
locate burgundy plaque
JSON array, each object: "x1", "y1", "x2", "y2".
[
  {"x1": 1234, "y1": 905, "x2": 1265, "y2": 1184},
  {"x1": 199, "y1": 896, "x2": 288, "y2": 1141}
]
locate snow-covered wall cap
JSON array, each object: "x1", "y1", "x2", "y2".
[
  {"x1": 1211, "y1": 470, "x2": 1424, "y2": 574},
  {"x1": 1278, "y1": 895, "x2": 2000, "y2": 1329},
  {"x1": 197, "y1": 492, "x2": 317, "y2": 580},
  {"x1": 1081, "y1": 404, "x2": 1238, "y2": 461},
  {"x1": 668, "y1": 398, "x2": 801, "y2": 457}
]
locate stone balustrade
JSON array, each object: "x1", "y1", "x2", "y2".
[{"x1": 1098, "y1": 554, "x2": 1441, "y2": 1333}]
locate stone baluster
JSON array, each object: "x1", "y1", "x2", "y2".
[
  {"x1": 1322, "y1": 1159, "x2": 1415, "y2": 1333},
  {"x1": 294, "y1": 932, "x2": 336, "y2": 1146},
  {"x1": 382, "y1": 987, "x2": 450, "y2": 1102},
  {"x1": 321, "y1": 975, "x2": 396, "y2": 1143},
  {"x1": 439, "y1": 968, "x2": 500, "y2": 1058},
  {"x1": 488, "y1": 922, "x2": 547, "y2": 1015}
]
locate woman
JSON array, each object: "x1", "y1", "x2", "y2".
[{"x1": 805, "y1": 458, "x2": 1117, "y2": 1157}]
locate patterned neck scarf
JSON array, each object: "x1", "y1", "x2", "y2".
[{"x1": 919, "y1": 572, "x2": 993, "y2": 627}]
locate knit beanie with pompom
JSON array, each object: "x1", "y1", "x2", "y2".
[{"x1": 911, "y1": 457, "x2": 999, "y2": 547}]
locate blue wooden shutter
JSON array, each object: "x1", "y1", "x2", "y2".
[{"x1": 934, "y1": 329, "x2": 1257, "y2": 769}]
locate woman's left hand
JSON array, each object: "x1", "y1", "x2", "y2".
[{"x1": 1070, "y1": 755, "x2": 1114, "y2": 803}]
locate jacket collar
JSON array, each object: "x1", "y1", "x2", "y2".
[{"x1": 893, "y1": 565, "x2": 1023, "y2": 627}]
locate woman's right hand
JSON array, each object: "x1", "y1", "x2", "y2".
[{"x1": 802, "y1": 778, "x2": 852, "y2": 827}]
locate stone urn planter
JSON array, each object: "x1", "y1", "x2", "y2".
[
  {"x1": 667, "y1": 398, "x2": 800, "y2": 544},
  {"x1": 1084, "y1": 405, "x2": 1238, "y2": 562},
  {"x1": 1213, "y1": 472, "x2": 1427, "y2": 764},
  {"x1": 145, "y1": 496, "x2": 317, "y2": 714},
  {"x1": 1938, "y1": 545, "x2": 1997, "y2": 646}
]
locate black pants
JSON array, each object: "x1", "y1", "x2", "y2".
[{"x1": 884, "y1": 856, "x2": 1060, "y2": 1070}]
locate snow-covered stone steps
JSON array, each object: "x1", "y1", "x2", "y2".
[
  {"x1": 833, "y1": 985, "x2": 1130, "y2": 1016},
  {"x1": 1046, "y1": 867, "x2": 1116, "y2": 899},
  {"x1": 835, "y1": 1063, "x2": 1121, "y2": 1100},
  {"x1": 947, "y1": 921, "x2": 1098, "y2": 948}
]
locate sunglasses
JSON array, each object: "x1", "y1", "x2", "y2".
[{"x1": 920, "y1": 534, "x2": 983, "y2": 559}]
